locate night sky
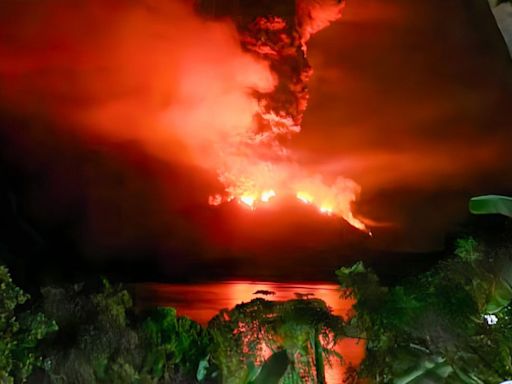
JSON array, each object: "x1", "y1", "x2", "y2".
[
  {"x1": 1, "y1": 0, "x2": 512, "y2": 284},
  {"x1": 301, "y1": 0, "x2": 512, "y2": 250}
]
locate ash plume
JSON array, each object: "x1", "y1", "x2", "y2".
[{"x1": 198, "y1": 0, "x2": 365, "y2": 229}]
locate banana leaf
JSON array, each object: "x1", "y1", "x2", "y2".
[
  {"x1": 485, "y1": 278, "x2": 512, "y2": 314},
  {"x1": 469, "y1": 195, "x2": 512, "y2": 217},
  {"x1": 249, "y1": 350, "x2": 289, "y2": 384}
]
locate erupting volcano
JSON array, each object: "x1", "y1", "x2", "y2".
[
  {"x1": 0, "y1": 0, "x2": 368, "y2": 235},
  {"x1": 199, "y1": 0, "x2": 368, "y2": 232}
]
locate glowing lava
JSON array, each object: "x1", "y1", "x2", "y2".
[
  {"x1": 320, "y1": 206, "x2": 334, "y2": 215},
  {"x1": 296, "y1": 191, "x2": 314, "y2": 204},
  {"x1": 261, "y1": 190, "x2": 276, "y2": 202},
  {"x1": 240, "y1": 195, "x2": 256, "y2": 208}
]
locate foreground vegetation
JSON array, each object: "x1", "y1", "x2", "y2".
[
  {"x1": 0, "y1": 266, "x2": 346, "y2": 384},
  {"x1": 338, "y1": 236, "x2": 512, "y2": 383},
  {"x1": 1, "y1": 234, "x2": 512, "y2": 383}
]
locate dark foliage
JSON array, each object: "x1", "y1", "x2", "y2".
[
  {"x1": 1, "y1": 265, "x2": 349, "y2": 384},
  {"x1": 0, "y1": 266, "x2": 56, "y2": 383},
  {"x1": 337, "y1": 237, "x2": 512, "y2": 383}
]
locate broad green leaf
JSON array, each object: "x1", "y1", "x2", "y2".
[
  {"x1": 245, "y1": 360, "x2": 260, "y2": 383},
  {"x1": 196, "y1": 356, "x2": 209, "y2": 381},
  {"x1": 469, "y1": 195, "x2": 512, "y2": 217},
  {"x1": 249, "y1": 350, "x2": 289, "y2": 384},
  {"x1": 486, "y1": 278, "x2": 512, "y2": 313}
]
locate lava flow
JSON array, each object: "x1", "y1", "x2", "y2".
[{"x1": 201, "y1": 0, "x2": 368, "y2": 232}]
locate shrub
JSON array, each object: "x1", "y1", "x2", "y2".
[{"x1": 0, "y1": 265, "x2": 57, "y2": 383}]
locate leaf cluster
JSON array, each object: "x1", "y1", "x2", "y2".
[
  {"x1": 207, "y1": 297, "x2": 345, "y2": 384},
  {"x1": 40, "y1": 279, "x2": 208, "y2": 384},
  {"x1": 336, "y1": 238, "x2": 512, "y2": 383},
  {"x1": 0, "y1": 265, "x2": 57, "y2": 383}
]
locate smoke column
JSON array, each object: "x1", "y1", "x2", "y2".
[{"x1": 200, "y1": 0, "x2": 367, "y2": 230}]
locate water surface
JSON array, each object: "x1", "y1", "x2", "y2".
[{"x1": 135, "y1": 281, "x2": 365, "y2": 383}]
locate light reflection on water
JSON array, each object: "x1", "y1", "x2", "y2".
[{"x1": 135, "y1": 281, "x2": 365, "y2": 383}]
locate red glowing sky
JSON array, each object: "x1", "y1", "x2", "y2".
[{"x1": 0, "y1": 0, "x2": 512, "y2": 272}]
